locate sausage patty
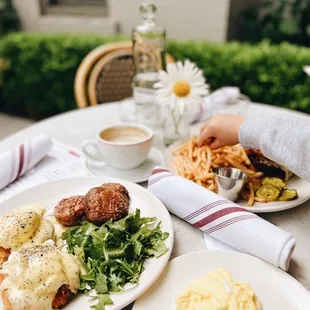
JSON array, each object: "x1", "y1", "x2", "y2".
[
  {"x1": 54, "y1": 195, "x2": 85, "y2": 226},
  {"x1": 84, "y1": 183, "x2": 129, "y2": 225},
  {"x1": 102, "y1": 183, "x2": 129, "y2": 199}
]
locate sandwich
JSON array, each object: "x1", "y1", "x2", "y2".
[
  {"x1": 246, "y1": 149, "x2": 293, "y2": 181},
  {"x1": 0, "y1": 240, "x2": 80, "y2": 309},
  {"x1": 0, "y1": 205, "x2": 55, "y2": 265}
]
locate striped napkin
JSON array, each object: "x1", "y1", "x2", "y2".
[
  {"x1": 0, "y1": 134, "x2": 53, "y2": 191},
  {"x1": 148, "y1": 167, "x2": 296, "y2": 271}
]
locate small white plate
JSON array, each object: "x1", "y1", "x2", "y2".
[
  {"x1": 86, "y1": 147, "x2": 163, "y2": 183},
  {"x1": 164, "y1": 141, "x2": 310, "y2": 213},
  {"x1": 0, "y1": 176, "x2": 174, "y2": 310},
  {"x1": 133, "y1": 250, "x2": 310, "y2": 310}
]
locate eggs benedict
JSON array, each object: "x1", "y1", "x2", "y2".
[
  {"x1": 0, "y1": 240, "x2": 80, "y2": 309},
  {"x1": 0, "y1": 205, "x2": 55, "y2": 265},
  {"x1": 176, "y1": 268, "x2": 262, "y2": 310}
]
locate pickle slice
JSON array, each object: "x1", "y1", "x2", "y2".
[
  {"x1": 262, "y1": 177, "x2": 286, "y2": 190},
  {"x1": 256, "y1": 185, "x2": 280, "y2": 202},
  {"x1": 279, "y1": 189, "x2": 298, "y2": 201}
]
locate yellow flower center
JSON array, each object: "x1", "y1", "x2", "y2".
[{"x1": 173, "y1": 81, "x2": 190, "y2": 97}]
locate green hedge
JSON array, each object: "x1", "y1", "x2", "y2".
[{"x1": 0, "y1": 33, "x2": 309, "y2": 120}]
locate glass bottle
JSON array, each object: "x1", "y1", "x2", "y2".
[
  {"x1": 132, "y1": 3, "x2": 166, "y2": 75},
  {"x1": 132, "y1": 3, "x2": 166, "y2": 132}
]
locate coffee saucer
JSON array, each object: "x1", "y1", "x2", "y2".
[{"x1": 85, "y1": 147, "x2": 163, "y2": 183}]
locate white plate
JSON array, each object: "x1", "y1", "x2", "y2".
[
  {"x1": 164, "y1": 141, "x2": 310, "y2": 213},
  {"x1": 86, "y1": 147, "x2": 163, "y2": 183},
  {"x1": 133, "y1": 250, "x2": 310, "y2": 310},
  {"x1": 0, "y1": 176, "x2": 174, "y2": 310}
]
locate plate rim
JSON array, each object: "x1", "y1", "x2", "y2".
[
  {"x1": 168, "y1": 250, "x2": 310, "y2": 293},
  {"x1": 86, "y1": 147, "x2": 163, "y2": 184},
  {"x1": 163, "y1": 141, "x2": 310, "y2": 213},
  {"x1": 133, "y1": 249, "x2": 310, "y2": 309},
  {"x1": 0, "y1": 175, "x2": 174, "y2": 310}
]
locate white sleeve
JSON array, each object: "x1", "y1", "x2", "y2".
[{"x1": 239, "y1": 117, "x2": 310, "y2": 182}]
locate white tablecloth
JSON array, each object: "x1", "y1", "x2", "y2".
[{"x1": 0, "y1": 101, "x2": 309, "y2": 291}]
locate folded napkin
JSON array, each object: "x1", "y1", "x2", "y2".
[
  {"x1": 148, "y1": 167, "x2": 296, "y2": 271},
  {"x1": 0, "y1": 134, "x2": 53, "y2": 191},
  {"x1": 192, "y1": 87, "x2": 243, "y2": 123}
]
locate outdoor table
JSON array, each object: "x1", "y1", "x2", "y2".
[{"x1": 0, "y1": 100, "x2": 309, "y2": 297}]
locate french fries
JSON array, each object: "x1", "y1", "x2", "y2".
[{"x1": 172, "y1": 136, "x2": 262, "y2": 206}]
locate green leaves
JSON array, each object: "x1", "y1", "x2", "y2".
[
  {"x1": 167, "y1": 39, "x2": 310, "y2": 113},
  {"x1": 1, "y1": 33, "x2": 310, "y2": 118},
  {"x1": 92, "y1": 294, "x2": 113, "y2": 310},
  {"x1": 0, "y1": 34, "x2": 125, "y2": 119},
  {"x1": 95, "y1": 272, "x2": 108, "y2": 294},
  {"x1": 62, "y1": 209, "x2": 169, "y2": 310}
]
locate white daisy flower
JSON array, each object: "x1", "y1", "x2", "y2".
[{"x1": 154, "y1": 60, "x2": 209, "y2": 114}]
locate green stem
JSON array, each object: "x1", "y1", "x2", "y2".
[{"x1": 171, "y1": 107, "x2": 182, "y2": 135}]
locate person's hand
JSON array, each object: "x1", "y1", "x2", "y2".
[{"x1": 198, "y1": 115, "x2": 245, "y2": 149}]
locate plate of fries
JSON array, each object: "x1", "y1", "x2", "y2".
[{"x1": 164, "y1": 137, "x2": 310, "y2": 213}]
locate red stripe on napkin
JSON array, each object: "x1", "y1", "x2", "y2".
[
  {"x1": 184, "y1": 200, "x2": 228, "y2": 222},
  {"x1": 152, "y1": 168, "x2": 170, "y2": 175},
  {"x1": 194, "y1": 207, "x2": 246, "y2": 229},
  {"x1": 69, "y1": 150, "x2": 80, "y2": 158},
  {"x1": 16, "y1": 144, "x2": 25, "y2": 178},
  {"x1": 148, "y1": 174, "x2": 172, "y2": 187},
  {"x1": 205, "y1": 214, "x2": 257, "y2": 235}
]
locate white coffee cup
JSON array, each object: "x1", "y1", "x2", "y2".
[{"x1": 82, "y1": 124, "x2": 153, "y2": 170}]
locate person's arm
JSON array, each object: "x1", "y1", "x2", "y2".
[
  {"x1": 239, "y1": 117, "x2": 310, "y2": 182},
  {"x1": 198, "y1": 115, "x2": 310, "y2": 182}
]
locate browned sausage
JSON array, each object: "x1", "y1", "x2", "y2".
[
  {"x1": 84, "y1": 183, "x2": 129, "y2": 225},
  {"x1": 54, "y1": 195, "x2": 85, "y2": 226},
  {"x1": 102, "y1": 183, "x2": 129, "y2": 199}
]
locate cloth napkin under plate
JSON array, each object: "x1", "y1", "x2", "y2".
[
  {"x1": 0, "y1": 133, "x2": 53, "y2": 191},
  {"x1": 148, "y1": 167, "x2": 296, "y2": 271}
]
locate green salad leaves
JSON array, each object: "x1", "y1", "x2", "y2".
[{"x1": 62, "y1": 209, "x2": 169, "y2": 309}]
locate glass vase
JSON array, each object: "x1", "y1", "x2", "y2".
[{"x1": 163, "y1": 106, "x2": 190, "y2": 146}]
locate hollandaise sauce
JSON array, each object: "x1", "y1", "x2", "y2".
[
  {"x1": 0, "y1": 242, "x2": 80, "y2": 310},
  {"x1": 0, "y1": 205, "x2": 54, "y2": 250}
]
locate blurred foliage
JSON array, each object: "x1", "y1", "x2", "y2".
[
  {"x1": 168, "y1": 40, "x2": 310, "y2": 113},
  {"x1": 0, "y1": 33, "x2": 310, "y2": 120},
  {"x1": 0, "y1": 34, "x2": 124, "y2": 119},
  {"x1": 243, "y1": 0, "x2": 310, "y2": 46},
  {"x1": 0, "y1": 0, "x2": 20, "y2": 36}
]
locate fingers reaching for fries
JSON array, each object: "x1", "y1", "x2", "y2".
[
  {"x1": 198, "y1": 115, "x2": 245, "y2": 148},
  {"x1": 172, "y1": 136, "x2": 270, "y2": 206}
]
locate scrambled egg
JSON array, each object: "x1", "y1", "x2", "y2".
[
  {"x1": 0, "y1": 240, "x2": 80, "y2": 310},
  {"x1": 176, "y1": 268, "x2": 262, "y2": 310},
  {"x1": 0, "y1": 205, "x2": 55, "y2": 250}
]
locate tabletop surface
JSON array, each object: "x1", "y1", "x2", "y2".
[{"x1": 0, "y1": 101, "x2": 309, "y2": 295}]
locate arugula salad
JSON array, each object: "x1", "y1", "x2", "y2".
[{"x1": 62, "y1": 209, "x2": 169, "y2": 309}]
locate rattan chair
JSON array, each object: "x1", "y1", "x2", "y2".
[{"x1": 74, "y1": 41, "x2": 175, "y2": 108}]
